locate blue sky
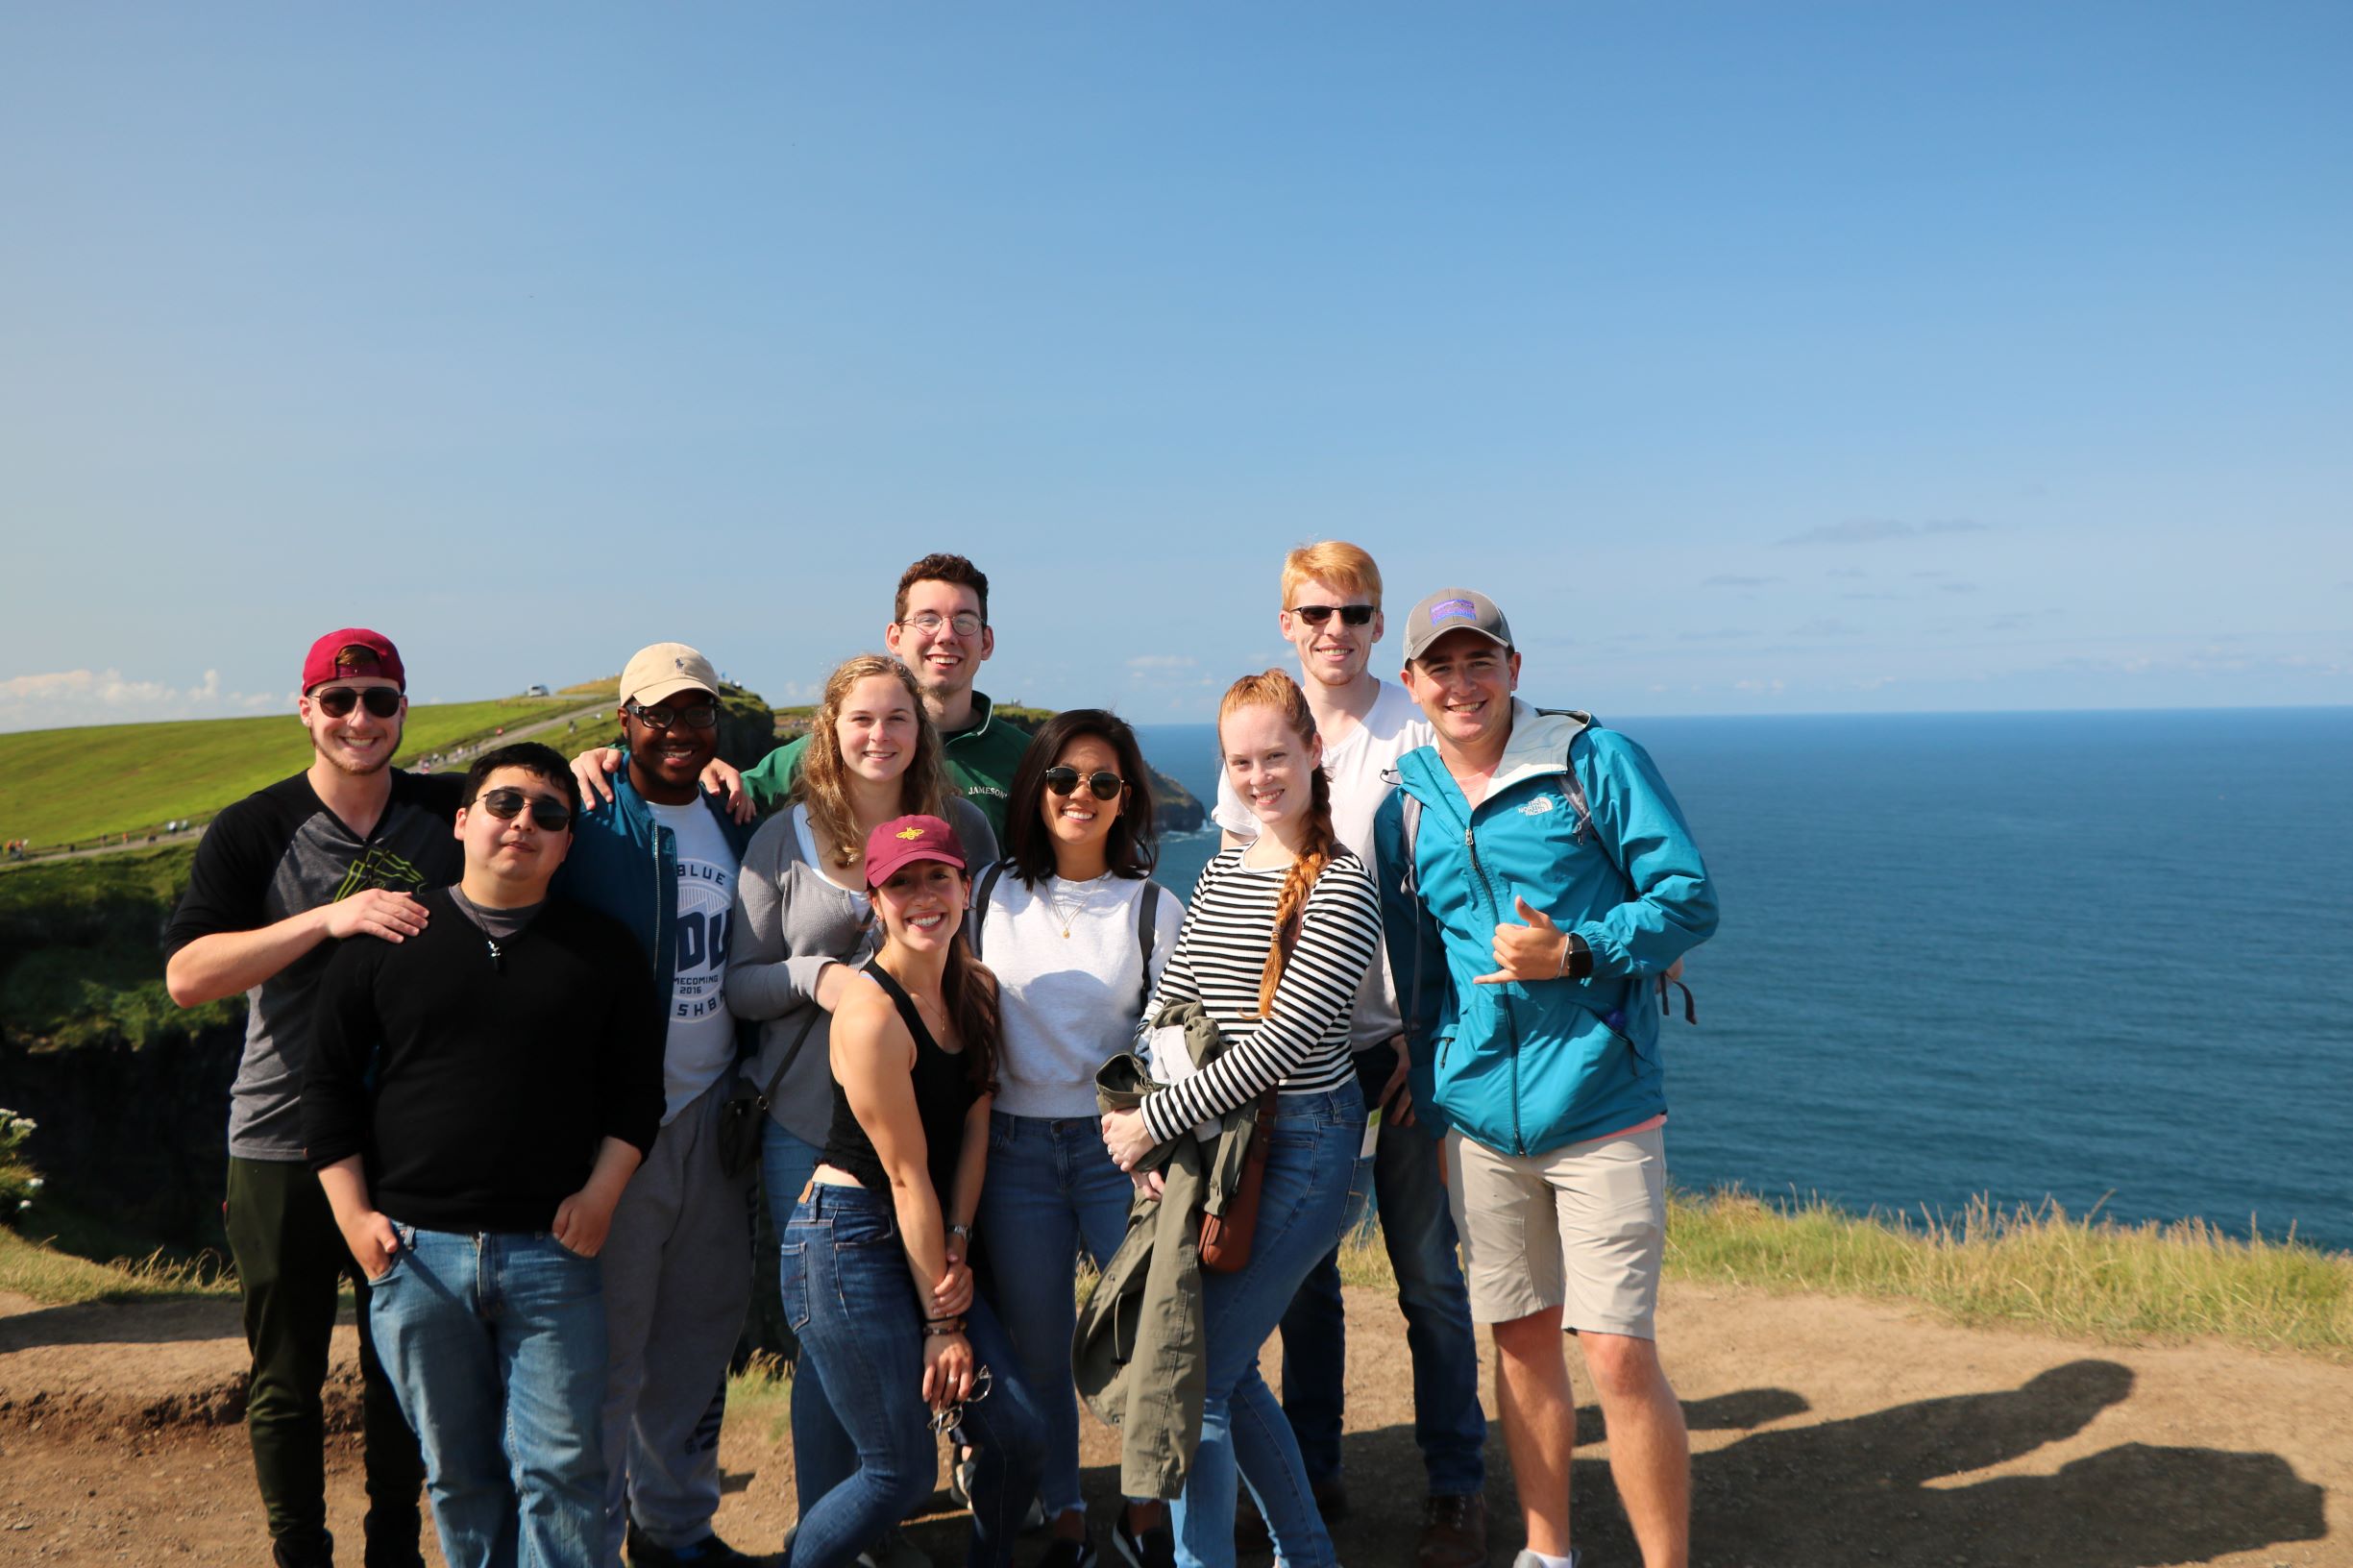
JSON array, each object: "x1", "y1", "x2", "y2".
[{"x1": 3, "y1": 3, "x2": 2346, "y2": 731}]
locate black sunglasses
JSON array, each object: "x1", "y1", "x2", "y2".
[
  {"x1": 1288, "y1": 603, "x2": 1375, "y2": 626},
  {"x1": 625, "y1": 699, "x2": 720, "y2": 731},
  {"x1": 313, "y1": 686, "x2": 403, "y2": 720},
  {"x1": 1043, "y1": 767, "x2": 1125, "y2": 800},
  {"x1": 475, "y1": 787, "x2": 574, "y2": 831}
]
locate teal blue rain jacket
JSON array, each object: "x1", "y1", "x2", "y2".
[
  {"x1": 1373, "y1": 702, "x2": 1717, "y2": 1157},
  {"x1": 554, "y1": 771, "x2": 759, "y2": 1041}
]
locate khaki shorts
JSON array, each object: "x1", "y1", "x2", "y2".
[{"x1": 1444, "y1": 1124, "x2": 1667, "y2": 1338}]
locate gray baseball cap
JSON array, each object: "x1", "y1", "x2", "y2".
[{"x1": 1402, "y1": 587, "x2": 1514, "y2": 663}]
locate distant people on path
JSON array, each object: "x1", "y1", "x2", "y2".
[
  {"x1": 1213, "y1": 542, "x2": 1489, "y2": 1566},
  {"x1": 735, "y1": 552, "x2": 1033, "y2": 840},
  {"x1": 1096, "y1": 671, "x2": 1382, "y2": 1568},
  {"x1": 553, "y1": 645, "x2": 765, "y2": 1568},
  {"x1": 723, "y1": 652, "x2": 996, "y2": 1568},
  {"x1": 161, "y1": 627, "x2": 447, "y2": 1568},
  {"x1": 780, "y1": 813, "x2": 1043, "y2": 1568},
  {"x1": 968, "y1": 709, "x2": 1182, "y2": 1568},
  {"x1": 305, "y1": 742, "x2": 663, "y2": 1568},
  {"x1": 1375, "y1": 588, "x2": 1718, "y2": 1568}
]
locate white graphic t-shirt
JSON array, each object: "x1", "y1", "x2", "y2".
[
  {"x1": 648, "y1": 797, "x2": 740, "y2": 1122},
  {"x1": 1213, "y1": 677, "x2": 1434, "y2": 1049}
]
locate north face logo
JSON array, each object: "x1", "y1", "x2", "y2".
[{"x1": 1519, "y1": 795, "x2": 1556, "y2": 817}]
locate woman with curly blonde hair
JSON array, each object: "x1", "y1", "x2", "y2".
[{"x1": 725, "y1": 652, "x2": 996, "y2": 1554}]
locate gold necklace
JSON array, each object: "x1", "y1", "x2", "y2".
[{"x1": 1046, "y1": 875, "x2": 1098, "y2": 937}]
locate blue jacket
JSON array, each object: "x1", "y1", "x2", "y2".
[
  {"x1": 1374, "y1": 702, "x2": 1717, "y2": 1157},
  {"x1": 554, "y1": 771, "x2": 759, "y2": 1041}
]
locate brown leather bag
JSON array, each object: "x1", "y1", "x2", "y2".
[{"x1": 1198, "y1": 1090, "x2": 1278, "y2": 1273}]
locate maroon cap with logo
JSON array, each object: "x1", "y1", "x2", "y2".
[
  {"x1": 863, "y1": 814, "x2": 968, "y2": 889},
  {"x1": 303, "y1": 628, "x2": 406, "y2": 693}
]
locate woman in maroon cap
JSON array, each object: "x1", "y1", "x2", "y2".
[{"x1": 776, "y1": 815, "x2": 1043, "y2": 1568}]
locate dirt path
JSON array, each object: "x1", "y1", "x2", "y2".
[{"x1": 1, "y1": 1282, "x2": 2341, "y2": 1566}]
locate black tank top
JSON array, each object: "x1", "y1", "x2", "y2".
[{"x1": 821, "y1": 958, "x2": 978, "y2": 1205}]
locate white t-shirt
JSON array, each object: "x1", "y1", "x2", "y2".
[
  {"x1": 1213, "y1": 677, "x2": 1434, "y2": 1049},
  {"x1": 648, "y1": 797, "x2": 741, "y2": 1122},
  {"x1": 978, "y1": 871, "x2": 1184, "y2": 1119}
]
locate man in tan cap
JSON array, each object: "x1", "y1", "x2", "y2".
[{"x1": 556, "y1": 644, "x2": 766, "y2": 1568}]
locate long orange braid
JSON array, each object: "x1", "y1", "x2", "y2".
[{"x1": 1218, "y1": 670, "x2": 1340, "y2": 1018}]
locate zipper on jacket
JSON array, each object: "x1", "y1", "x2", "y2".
[{"x1": 1461, "y1": 816, "x2": 1527, "y2": 1156}]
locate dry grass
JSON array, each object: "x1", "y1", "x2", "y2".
[{"x1": 0, "y1": 1224, "x2": 234, "y2": 1307}]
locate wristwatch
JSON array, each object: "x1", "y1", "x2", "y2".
[{"x1": 947, "y1": 1222, "x2": 973, "y2": 1241}]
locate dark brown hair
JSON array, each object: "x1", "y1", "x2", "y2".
[
  {"x1": 1002, "y1": 709, "x2": 1158, "y2": 889},
  {"x1": 894, "y1": 552, "x2": 991, "y2": 625}
]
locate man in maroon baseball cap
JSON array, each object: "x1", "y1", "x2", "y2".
[{"x1": 165, "y1": 625, "x2": 465, "y2": 1568}]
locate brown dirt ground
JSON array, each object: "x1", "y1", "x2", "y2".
[{"x1": 1, "y1": 1282, "x2": 2343, "y2": 1567}]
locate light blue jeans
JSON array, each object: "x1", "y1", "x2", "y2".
[
  {"x1": 761, "y1": 1121, "x2": 858, "y2": 1512},
  {"x1": 366, "y1": 1225, "x2": 606, "y2": 1568},
  {"x1": 975, "y1": 1111, "x2": 1138, "y2": 1518},
  {"x1": 1172, "y1": 1083, "x2": 1371, "y2": 1568}
]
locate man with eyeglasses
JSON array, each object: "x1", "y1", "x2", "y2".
[
  {"x1": 164, "y1": 627, "x2": 447, "y2": 1568},
  {"x1": 734, "y1": 551, "x2": 1033, "y2": 839},
  {"x1": 556, "y1": 644, "x2": 766, "y2": 1568},
  {"x1": 306, "y1": 742, "x2": 663, "y2": 1568},
  {"x1": 1211, "y1": 542, "x2": 1491, "y2": 1568}
]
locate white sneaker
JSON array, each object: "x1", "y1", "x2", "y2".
[{"x1": 1509, "y1": 1552, "x2": 1581, "y2": 1568}]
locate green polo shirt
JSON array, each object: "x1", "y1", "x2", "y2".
[{"x1": 739, "y1": 689, "x2": 1033, "y2": 842}]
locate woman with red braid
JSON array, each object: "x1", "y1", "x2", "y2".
[{"x1": 1099, "y1": 671, "x2": 1381, "y2": 1568}]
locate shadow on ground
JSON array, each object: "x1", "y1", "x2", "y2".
[{"x1": 925, "y1": 1359, "x2": 2328, "y2": 1568}]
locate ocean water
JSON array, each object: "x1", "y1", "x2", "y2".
[{"x1": 1134, "y1": 708, "x2": 2353, "y2": 1253}]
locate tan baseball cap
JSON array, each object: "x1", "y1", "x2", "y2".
[{"x1": 619, "y1": 643, "x2": 721, "y2": 707}]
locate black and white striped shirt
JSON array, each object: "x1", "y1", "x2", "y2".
[{"x1": 1139, "y1": 846, "x2": 1383, "y2": 1144}]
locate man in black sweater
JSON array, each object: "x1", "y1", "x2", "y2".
[{"x1": 306, "y1": 743, "x2": 664, "y2": 1568}]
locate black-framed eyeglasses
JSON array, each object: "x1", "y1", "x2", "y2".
[
  {"x1": 1043, "y1": 767, "x2": 1125, "y2": 800},
  {"x1": 930, "y1": 1361, "x2": 994, "y2": 1435},
  {"x1": 899, "y1": 610, "x2": 985, "y2": 637},
  {"x1": 1288, "y1": 603, "x2": 1375, "y2": 626},
  {"x1": 312, "y1": 686, "x2": 403, "y2": 720},
  {"x1": 625, "y1": 699, "x2": 719, "y2": 731},
  {"x1": 475, "y1": 787, "x2": 574, "y2": 831}
]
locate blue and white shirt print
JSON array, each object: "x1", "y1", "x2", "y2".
[{"x1": 647, "y1": 797, "x2": 741, "y2": 1120}]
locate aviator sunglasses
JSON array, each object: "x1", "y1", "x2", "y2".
[
  {"x1": 312, "y1": 686, "x2": 403, "y2": 720},
  {"x1": 475, "y1": 788, "x2": 574, "y2": 831},
  {"x1": 1043, "y1": 767, "x2": 1125, "y2": 800},
  {"x1": 1288, "y1": 603, "x2": 1375, "y2": 626}
]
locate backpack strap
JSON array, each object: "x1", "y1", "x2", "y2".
[
  {"x1": 1533, "y1": 708, "x2": 1596, "y2": 845},
  {"x1": 1135, "y1": 881, "x2": 1164, "y2": 1017},
  {"x1": 968, "y1": 860, "x2": 1008, "y2": 960}
]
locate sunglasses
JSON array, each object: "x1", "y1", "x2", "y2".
[
  {"x1": 312, "y1": 686, "x2": 403, "y2": 720},
  {"x1": 1043, "y1": 767, "x2": 1125, "y2": 800},
  {"x1": 1288, "y1": 603, "x2": 1375, "y2": 626},
  {"x1": 625, "y1": 699, "x2": 719, "y2": 731},
  {"x1": 475, "y1": 787, "x2": 574, "y2": 831}
]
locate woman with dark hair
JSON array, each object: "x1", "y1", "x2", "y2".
[
  {"x1": 968, "y1": 710, "x2": 1184, "y2": 1568},
  {"x1": 724, "y1": 654, "x2": 997, "y2": 1558},
  {"x1": 781, "y1": 814, "x2": 1042, "y2": 1568},
  {"x1": 1099, "y1": 672, "x2": 1379, "y2": 1568}
]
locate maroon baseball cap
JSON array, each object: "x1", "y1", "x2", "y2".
[
  {"x1": 303, "y1": 628, "x2": 406, "y2": 693},
  {"x1": 863, "y1": 814, "x2": 968, "y2": 888}
]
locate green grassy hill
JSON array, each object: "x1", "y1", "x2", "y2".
[{"x1": 0, "y1": 695, "x2": 607, "y2": 850}]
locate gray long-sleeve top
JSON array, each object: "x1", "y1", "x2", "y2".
[{"x1": 724, "y1": 797, "x2": 997, "y2": 1144}]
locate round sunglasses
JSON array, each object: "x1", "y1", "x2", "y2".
[{"x1": 1042, "y1": 767, "x2": 1125, "y2": 800}]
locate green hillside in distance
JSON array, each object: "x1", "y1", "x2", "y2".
[{"x1": 0, "y1": 694, "x2": 603, "y2": 850}]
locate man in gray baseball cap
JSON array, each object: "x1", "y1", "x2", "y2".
[{"x1": 1377, "y1": 587, "x2": 1718, "y2": 1568}]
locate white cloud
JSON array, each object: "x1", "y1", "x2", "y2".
[
  {"x1": 0, "y1": 668, "x2": 287, "y2": 732},
  {"x1": 1780, "y1": 517, "x2": 1993, "y2": 547}
]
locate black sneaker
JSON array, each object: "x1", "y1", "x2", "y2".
[
  {"x1": 1110, "y1": 1512, "x2": 1176, "y2": 1568},
  {"x1": 272, "y1": 1529, "x2": 335, "y2": 1568},
  {"x1": 625, "y1": 1524, "x2": 776, "y2": 1568},
  {"x1": 1037, "y1": 1537, "x2": 1101, "y2": 1568}
]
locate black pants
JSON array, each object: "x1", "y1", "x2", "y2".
[{"x1": 224, "y1": 1157, "x2": 425, "y2": 1567}]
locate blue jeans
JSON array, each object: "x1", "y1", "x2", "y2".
[
  {"x1": 366, "y1": 1225, "x2": 606, "y2": 1568},
  {"x1": 782, "y1": 1183, "x2": 1045, "y2": 1568},
  {"x1": 975, "y1": 1111, "x2": 1137, "y2": 1519},
  {"x1": 1278, "y1": 1043, "x2": 1487, "y2": 1495},
  {"x1": 1172, "y1": 1084, "x2": 1370, "y2": 1568},
  {"x1": 762, "y1": 1122, "x2": 858, "y2": 1514}
]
